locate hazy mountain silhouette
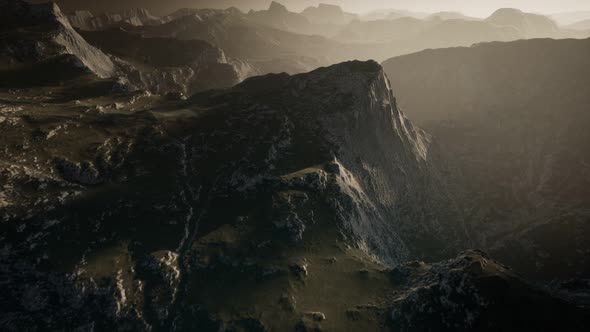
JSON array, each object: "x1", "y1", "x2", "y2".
[
  {"x1": 383, "y1": 38, "x2": 590, "y2": 280},
  {"x1": 486, "y1": 8, "x2": 561, "y2": 38},
  {"x1": 551, "y1": 10, "x2": 590, "y2": 25},
  {"x1": 67, "y1": 8, "x2": 162, "y2": 30},
  {"x1": 566, "y1": 19, "x2": 590, "y2": 30}
]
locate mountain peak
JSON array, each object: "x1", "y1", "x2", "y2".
[
  {"x1": 301, "y1": 2, "x2": 356, "y2": 25},
  {"x1": 313, "y1": 59, "x2": 382, "y2": 74},
  {"x1": 1, "y1": 0, "x2": 115, "y2": 79},
  {"x1": 317, "y1": 3, "x2": 344, "y2": 12},
  {"x1": 269, "y1": 1, "x2": 288, "y2": 12},
  {"x1": 486, "y1": 7, "x2": 559, "y2": 37},
  {"x1": 488, "y1": 7, "x2": 525, "y2": 19},
  {"x1": 237, "y1": 60, "x2": 384, "y2": 94}
]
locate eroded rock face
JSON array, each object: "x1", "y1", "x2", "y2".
[{"x1": 0, "y1": 0, "x2": 116, "y2": 79}]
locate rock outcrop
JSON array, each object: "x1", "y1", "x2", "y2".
[{"x1": 0, "y1": 0, "x2": 116, "y2": 79}]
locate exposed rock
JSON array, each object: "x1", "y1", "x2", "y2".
[
  {"x1": 290, "y1": 262, "x2": 309, "y2": 280},
  {"x1": 0, "y1": 0, "x2": 116, "y2": 79},
  {"x1": 296, "y1": 312, "x2": 326, "y2": 332},
  {"x1": 54, "y1": 158, "x2": 103, "y2": 185},
  {"x1": 1, "y1": 51, "x2": 588, "y2": 332}
]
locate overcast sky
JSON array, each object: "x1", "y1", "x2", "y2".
[{"x1": 30, "y1": 0, "x2": 590, "y2": 17}]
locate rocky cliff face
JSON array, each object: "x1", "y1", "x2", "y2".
[{"x1": 0, "y1": 0, "x2": 116, "y2": 79}]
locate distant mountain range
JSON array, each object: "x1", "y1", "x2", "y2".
[
  {"x1": 566, "y1": 19, "x2": 590, "y2": 31},
  {"x1": 61, "y1": 2, "x2": 590, "y2": 81},
  {"x1": 1, "y1": 1, "x2": 251, "y2": 94},
  {"x1": 551, "y1": 10, "x2": 590, "y2": 25}
]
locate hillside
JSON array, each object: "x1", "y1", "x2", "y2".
[{"x1": 383, "y1": 38, "x2": 590, "y2": 280}]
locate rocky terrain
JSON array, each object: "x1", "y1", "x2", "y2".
[
  {"x1": 2, "y1": 1, "x2": 589, "y2": 331},
  {"x1": 1, "y1": 0, "x2": 248, "y2": 95},
  {"x1": 0, "y1": 0, "x2": 116, "y2": 80},
  {"x1": 2, "y1": 54, "x2": 588, "y2": 331},
  {"x1": 383, "y1": 38, "x2": 590, "y2": 281},
  {"x1": 79, "y1": 28, "x2": 254, "y2": 95}
]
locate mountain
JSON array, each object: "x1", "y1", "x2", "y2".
[
  {"x1": 383, "y1": 38, "x2": 590, "y2": 280},
  {"x1": 2, "y1": 56, "x2": 588, "y2": 331},
  {"x1": 427, "y1": 11, "x2": 480, "y2": 21},
  {"x1": 135, "y1": 8, "x2": 368, "y2": 74},
  {"x1": 336, "y1": 8, "x2": 566, "y2": 44},
  {"x1": 3, "y1": 2, "x2": 590, "y2": 330},
  {"x1": 67, "y1": 8, "x2": 162, "y2": 31},
  {"x1": 1, "y1": 0, "x2": 249, "y2": 95},
  {"x1": 335, "y1": 16, "x2": 522, "y2": 57},
  {"x1": 335, "y1": 17, "x2": 431, "y2": 42},
  {"x1": 331, "y1": 8, "x2": 587, "y2": 62},
  {"x1": 361, "y1": 8, "x2": 430, "y2": 21},
  {"x1": 0, "y1": 0, "x2": 116, "y2": 83},
  {"x1": 29, "y1": 0, "x2": 322, "y2": 15},
  {"x1": 301, "y1": 3, "x2": 357, "y2": 25},
  {"x1": 566, "y1": 19, "x2": 590, "y2": 30},
  {"x1": 486, "y1": 8, "x2": 562, "y2": 38},
  {"x1": 79, "y1": 28, "x2": 255, "y2": 95},
  {"x1": 247, "y1": 1, "x2": 312, "y2": 34},
  {"x1": 551, "y1": 10, "x2": 590, "y2": 26},
  {"x1": 389, "y1": 250, "x2": 589, "y2": 332}
]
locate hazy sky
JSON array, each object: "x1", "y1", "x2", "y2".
[
  {"x1": 30, "y1": 0, "x2": 590, "y2": 17},
  {"x1": 322, "y1": 0, "x2": 590, "y2": 17}
]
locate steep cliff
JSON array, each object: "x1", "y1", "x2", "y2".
[{"x1": 0, "y1": 0, "x2": 116, "y2": 80}]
